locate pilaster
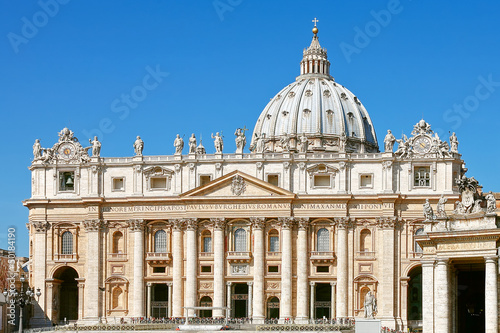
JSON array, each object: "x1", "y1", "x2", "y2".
[
  {"x1": 83, "y1": 219, "x2": 103, "y2": 321},
  {"x1": 128, "y1": 219, "x2": 145, "y2": 317},
  {"x1": 212, "y1": 218, "x2": 226, "y2": 317},
  {"x1": 296, "y1": 218, "x2": 309, "y2": 323},
  {"x1": 278, "y1": 217, "x2": 294, "y2": 321},
  {"x1": 170, "y1": 218, "x2": 184, "y2": 317}
]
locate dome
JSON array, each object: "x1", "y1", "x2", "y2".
[{"x1": 250, "y1": 26, "x2": 379, "y2": 154}]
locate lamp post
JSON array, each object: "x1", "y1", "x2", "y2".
[{"x1": 3, "y1": 274, "x2": 41, "y2": 333}]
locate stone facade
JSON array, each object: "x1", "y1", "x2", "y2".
[{"x1": 24, "y1": 25, "x2": 499, "y2": 332}]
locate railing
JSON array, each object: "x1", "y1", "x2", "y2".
[
  {"x1": 53, "y1": 253, "x2": 78, "y2": 261},
  {"x1": 146, "y1": 252, "x2": 172, "y2": 262},
  {"x1": 199, "y1": 252, "x2": 214, "y2": 258},
  {"x1": 108, "y1": 253, "x2": 127, "y2": 260},
  {"x1": 356, "y1": 251, "x2": 376, "y2": 258},
  {"x1": 310, "y1": 251, "x2": 335, "y2": 258},
  {"x1": 227, "y1": 251, "x2": 252, "y2": 257},
  {"x1": 266, "y1": 251, "x2": 281, "y2": 258}
]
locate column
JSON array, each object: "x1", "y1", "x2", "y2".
[
  {"x1": 75, "y1": 279, "x2": 85, "y2": 320},
  {"x1": 247, "y1": 282, "x2": 253, "y2": 318},
  {"x1": 185, "y1": 218, "x2": 198, "y2": 316},
  {"x1": 485, "y1": 256, "x2": 498, "y2": 333},
  {"x1": 279, "y1": 217, "x2": 293, "y2": 321},
  {"x1": 309, "y1": 282, "x2": 315, "y2": 321},
  {"x1": 30, "y1": 221, "x2": 49, "y2": 326},
  {"x1": 435, "y1": 259, "x2": 449, "y2": 333},
  {"x1": 84, "y1": 219, "x2": 103, "y2": 320},
  {"x1": 421, "y1": 260, "x2": 435, "y2": 333},
  {"x1": 377, "y1": 217, "x2": 397, "y2": 327},
  {"x1": 400, "y1": 278, "x2": 409, "y2": 331},
  {"x1": 335, "y1": 218, "x2": 349, "y2": 318},
  {"x1": 250, "y1": 217, "x2": 265, "y2": 323},
  {"x1": 171, "y1": 219, "x2": 184, "y2": 317},
  {"x1": 212, "y1": 218, "x2": 226, "y2": 318},
  {"x1": 167, "y1": 283, "x2": 173, "y2": 318},
  {"x1": 226, "y1": 282, "x2": 232, "y2": 318},
  {"x1": 146, "y1": 283, "x2": 152, "y2": 318},
  {"x1": 296, "y1": 218, "x2": 309, "y2": 323},
  {"x1": 330, "y1": 282, "x2": 336, "y2": 321}
]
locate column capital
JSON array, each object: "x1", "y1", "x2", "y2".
[
  {"x1": 334, "y1": 217, "x2": 351, "y2": 229},
  {"x1": 247, "y1": 282, "x2": 253, "y2": 286},
  {"x1": 183, "y1": 218, "x2": 197, "y2": 231},
  {"x1": 169, "y1": 218, "x2": 184, "y2": 231},
  {"x1": 127, "y1": 219, "x2": 145, "y2": 232},
  {"x1": 278, "y1": 217, "x2": 294, "y2": 229},
  {"x1": 297, "y1": 217, "x2": 309, "y2": 230},
  {"x1": 250, "y1": 217, "x2": 266, "y2": 230},
  {"x1": 167, "y1": 282, "x2": 173, "y2": 287},
  {"x1": 485, "y1": 256, "x2": 498, "y2": 263},
  {"x1": 211, "y1": 218, "x2": 226, "y2": 230},
  {"x1": 330, "y1": 281, "x2": 337, "y2": 286},
  {"x1": 147, "y1": 282, "x2": 152, "y2": 287},
  {"x1": 226, "y1": 282, "x2": 232, "y2": 286},
  {"x1": 309, "y1": 281, "x2": 315, "y2": 286},
  {"x1": 31, "y1": 220, "x2": 50, "y2": 233},
  {"x1": 421, "y1": 260, "x2": 435, "y2": 267},
  {"x1": 83, "y1": 219, "x2": 103, "y2": 232},
  {"x1": 376, "y1": 216, "x2": 399, "y2": 229},
  {"x1": 436, "y1": 258, "x2": 449, "y2": 265}
]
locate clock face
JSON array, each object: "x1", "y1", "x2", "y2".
[
  {"x1": 413, "y1": 135, "x2": 431, "y2": 154},
  {"x1": 58, "y1": 143, "x2": 75, "y2": 159}
]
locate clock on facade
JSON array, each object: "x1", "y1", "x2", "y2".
[
  {"x1": 413, "y1": 135, "x2": 431, "y2": 154},
  {"x1": 58, "y1": 143, "x2": 75, "y2": 159}
]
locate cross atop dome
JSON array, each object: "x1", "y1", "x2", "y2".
[
  {"x1": 300, "y1": 18, "x2": 330, "y2": 77},
  {"x1": 312, "y1": 17, "x2": 319, "y2": 35}
]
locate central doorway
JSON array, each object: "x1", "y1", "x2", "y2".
[
  {"x1": 53, "y1": 266, "x2": 79, "y2": 322},
  {"x1": 314, "y1": 283, "x2": 331, "y2": 319},
  {"x1": 232, "y1": 283, "x2": 248, "y2": 318},
  {"x1": 151, "y1": 284, "x2": 168, "y2": 318},
  {"x1": 457, "y1": 269, "x2": 485, "y2": 333}
]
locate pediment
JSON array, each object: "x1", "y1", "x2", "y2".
[{"x1": 181, "y1": 170, "x2": 295, "y2": 198}]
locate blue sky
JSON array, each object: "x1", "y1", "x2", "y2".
[{"x1": 1, "y1": 0, "x2": 500, "y2": 256}]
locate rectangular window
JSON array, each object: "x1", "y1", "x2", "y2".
[
  {"x1": 268, "y1": 265, "x2": 279, "y2": 273},
  {"x1": 199, "y1": 175, "x2": 212, "y2": 186},
  {"x1": 269, "y1": 236, "x2": 279, "y2": 252},
  {"x1": 313, "y1": 175, "x2": 331, "y2": 187},
  {"x1": 360, "y1": 174, "x2": 373, "y2": 188},
  {"x1": 153, "y1": 266, "x2": 166, "y2": 273},
  {"x1": 59, "y1": 171, "x2": 75, "y2": 191},
  {"x1": 112, "y1": 178, "x2": 124, "y2": 191},
  {"x1": 151, "y1": 177, "x2": 167, "y2": 189},
  {"x1": 201, "y1": 266, "x2": 212, "y2": 273},
  {"x1": 414, "y1": 167, "x2": 430, "y2": 187},
  {"x1": 316, "y1": 266, "x2": 329, "y2": 273},
  {"x1": 203, "y1": 237, "x2": 212, "y2": 253},
  {"x1": 267, "y1": 174, "x2": 279, "y2": 187}
]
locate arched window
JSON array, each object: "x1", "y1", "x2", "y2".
[
  {"x1": 112, "y1": 231, "x2": 123, "y2": 253},
  {"x1": 317, "y1": 228, "x2": 329, "y2": 252},
  {"x1": 202, "y1": 230, "x2": 212, "y2": 253},
  {"x1": 112, "y1": 286, "x2": 123, "y2": 309},
  {"x1": 234, "y1": 228, "x2": 247, "y2": 252},
  {"x1": 154, "y1": 230, "x2": 167, "y2": 253},
  {"x1": 360, "y1": 229, "x2": 372, "y2": 252},
  {"x1": 268, "y1": 229, "x2": 279, "y2": 252},
  {"x1": 61, "y1": 231, "x2": 73, "y2": 255},
  {"x1": 414, "y1": 228, "x2": 424, "y2": 253}
]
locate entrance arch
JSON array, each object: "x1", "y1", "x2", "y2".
[
  {"x1": 407, "y1": 265, "x2": 422, "y2": 331},
  {"x1": 53, "y1": 266, "x2": 79, "y2": 322},
  {"x1": 199, "y1": 296, "x2": 213, "y2": 318},
  {"x1": 266, "y1": 297, "x2": 279, "y2": 319}
]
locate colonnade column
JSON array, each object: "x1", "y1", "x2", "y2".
[
  {"x1": 212, "y1": 218, "x2": 226, "y2": 318},
  {"x1": 84, "y1": 219, "x2": 104, "y2": 320},
  {"x1": 170, "y1": 219, "x2": 184, "y2": 317},
  {"x1": 75, "y1": 279, "x2": 85, "y2": 320},
  {"x1": 335, "y1": 217, "x2": 349, "y2": 318},
  {"x1": 226, "y1": 282, "x2": 232, "y2": 318},
  {"x1": 250, "y1": 217, "x2": 266, "y2": 324},
  {"x1": 30, "y1": 221, "x2": 49, "y2": 325},
  {"x1": 377, "y1": 217, "x2": 397, "y2": 328},
  {"x1": 167, "y1": 282, "x2": 173, "y2": 318},
  {"x1": 279, "y1": 217, "x2": 293, "y2": 321},
  {"x1": 309, "y1": 282, "x2": 315, "y2": 322},
  {"x1": 485, "y1": 256, "x2": 498, "y2": 333},
  {"x1": 296, "y1": 218, "x2": 309, "y2": 323},
  {"x1": 421, "y1": 260, "x2": 435, "y2": 333},
  {"x1": 330, "y1": 282, "x2": 336, "y2": 320},
  {"x1": 435, "y1": 259, "x2": 449, "y2": 333},
  {"x1": 146, "y1": 283, "x2": 152, "y2": 318},
  {"x1": 185, "y1": 218, "x2": 198, "y2": 316},
  {"x1": 247, "y1": 282, "x2": 253, "y2": 318}
]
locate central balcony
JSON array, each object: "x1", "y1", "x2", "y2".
[
  {"x1": 226, "y1": 251, "x2": 252, "y2": 263},
  {"x1": 310, "y1": 251, "x2": 336, "y2": 263},
  {"x1": 146, "y1": 252, "x2": 172, "y2": 265}
]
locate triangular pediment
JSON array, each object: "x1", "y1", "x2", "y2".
[{"x1": 181, "y1": 170, "x2": 295, "y2": 198}]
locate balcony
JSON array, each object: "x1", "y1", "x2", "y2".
[
  {"x1": 53, "y1": 253, "x2": 78, "y2": 262},
  {"x1": 266, "y1": 251, "x2": 281, "y2": 259},
  {"x1": 226, "y1": 251, "x2": 252, "y2": 263},
  {"x1": 199, "y1": 252, "x2": 214, "y2": 259},
  {"x1": 310, "y1": 251, "x2": 336, "y2": 263},
  {"x1": 146, "y1": 252, "x2": 172, "y2": 265},
  {"x1": 108, "y1": 253, "x2": 128, "y2": 262}
]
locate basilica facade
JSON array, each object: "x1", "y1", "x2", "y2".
[{"x1": 25, "y1": 25, "x2": 499, "y2": 332}]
